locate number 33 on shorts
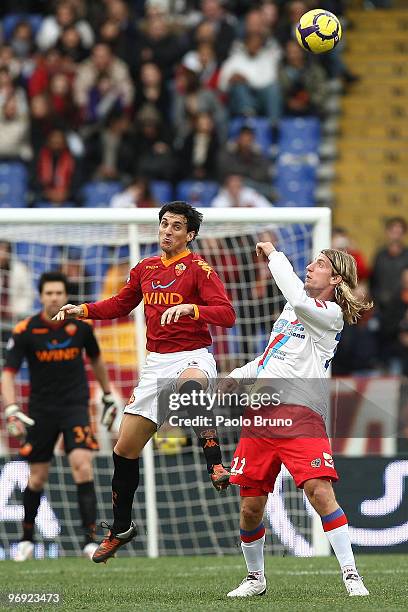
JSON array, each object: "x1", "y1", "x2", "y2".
[{"x1": 231, "y1": 456, "x2": 246, "y2": 475}]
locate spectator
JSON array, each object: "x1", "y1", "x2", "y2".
[
  {"x1": 134, "y1": 62, "x2": 170, "y2": 122},
  {"x1": 98, "y1": 0, "x2": 137, "y2": 64},
  {"x1": 48, "y1": 72, "x2": 78, "y2": 126},
  {"x1": 58, "y1": 247, "x2": 94, "y2": 303},
  {"x1": 177, "y1": 111, "x2": 219, "y2": 180},
  {"x1": 173, "y1": 62, "x2": 227, "y2": 143},
  {"x1": 28, "y1": 48, "x2": 70, "y2": 99},
  {"x1": 74, "y1": 43, "x2": 134, "y2": 121},
  {"x1": 194, "y1": 0, "x2": 237, "y2": 63},
  {"x1": 86, "y1": 73, "x2": 125, "y2": 125},
  {"x1": 110, "y1": 177, "x2": 158, "y2": 208},
  {"x1": 35, "y1": 128, "x2": 78, "y2": 205},
  {"x1": 279, "y1": 40, "x2": 327, "y2": 117},
  {"x1": 0, "y1": 241, "x2": 34, "y2": 364},
  {"x1": 211, "y1": 174, "x2": 272, "y2": 208},
  {"x1": 332, "y1": 281, "x2": 379, "y2": 375},
  {"x1": 260, "y1": 1, "x2": 280, "y2": 37},
  {"x1": 83, "y1": 112, "x2": 134, "y2": 181},
  {"x1": 0, "y1": 67, "x2": 17, "y2": 103},
  {"x1": 9, "y1": 21, "x2": 36, "y2": 82},
  {"x1": 218, "y1": 32, "x2": 282, "y2": 124},
  {"x1": 0, "y1": 91, "x2": 31, "y2": 161},
  {"x1": 29, "y1": 94, "x2": 55, "y2": 157},
  {"x1": 36, "y1": 0, "x2": 94, "y2": 52},
  {"x1": 244, "y1": 6, "x2": 278, "y2": 40},
  {"x1": 57, "y1": 25, "x2": 89, "y2": 63},
  {"x1": 133, "y1": 105, "x2": 177, "y2": 181},
  {"x1": 331, "y1": 227, "x2": 370, "y2": 281},
  {"x1": 133, "y1": 6, "x2": 186, "y2": 79},
  {"x1": 181, "y1": 42, "x2": 221, "y2": 91},
  {"x1": 217, "y1": 125, "x2": 271, "y2": 187},
  {"x1": 371, "y1": 217, "x2": 408, "y2": 372},
  {"x1": 100, "y1": 258, "x2": 131, "y2": 299},
  {"x1": 0, "y1": 46, "x2": 23, "y2": 81}
]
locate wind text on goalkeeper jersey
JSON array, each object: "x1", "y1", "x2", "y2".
[
  {"x1": 3, "y1": 314, "x2": 100, "y2": 411},
  {"x1": 82, "y1": 249, "x2": 236, "y2": 353}
]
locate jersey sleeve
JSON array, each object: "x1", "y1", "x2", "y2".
[
  {"x1": 83, "y1": 263, "x2": 143, "y2": 320},
  {"x1": 267, "y1": 251, "x2": 343, "y2": 340},
  {"x1": 3, "y1": 323, "x2": 28, "y2": 372},
  {"x1": 82, "y1": 322, "x2": 101, "y2": 359},
  {"x1": 192, "y1": 260, "x2": 236, "y2": 327}
]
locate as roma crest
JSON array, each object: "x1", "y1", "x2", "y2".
[
  {"x1": 175, "y1": 262, "x2": 186, "y2": 276},
  {"x1": 65, "y1": 323, "x2": 77, "y2": 336}
]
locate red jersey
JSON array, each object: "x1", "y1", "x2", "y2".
[{"x1": 82, "y1": 249, "x2": 236, "y2": 353}]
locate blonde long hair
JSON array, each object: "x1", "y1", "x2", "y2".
[{"x1": 321, "y1": 249, "x2": 373, "y2": 325}]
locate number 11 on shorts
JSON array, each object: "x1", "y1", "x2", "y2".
[{"x1": 231, "y1": 456, "x2": 246, "y2": 475}]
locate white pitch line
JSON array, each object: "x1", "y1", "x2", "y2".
[{"x1": 14, "y1": 567, "x2": 408, "y2": 577}]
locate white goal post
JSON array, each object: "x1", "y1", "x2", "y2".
[{"x1": 0, "y1": 207, "x2": 331, "y2": 558}]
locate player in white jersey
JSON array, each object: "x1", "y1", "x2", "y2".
[{"x1": 222, "y1": 241, "x2": 372, "y2": 598}]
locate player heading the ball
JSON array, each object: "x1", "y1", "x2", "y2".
[
  {"x1": 222, "y1": 241, "x2": 372, "y2": 598},
  {"x1": 54, "y1": 201, "x2": 236, "y2": 563}
]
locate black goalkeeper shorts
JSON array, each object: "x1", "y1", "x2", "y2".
[{"x1": 19, "y1": 407, "x2": 99, "y2": 463}]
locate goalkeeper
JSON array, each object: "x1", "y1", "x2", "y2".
[
  {"x1": 54, "y1": 201, "x2": 236, "y2": 563},
  {"x1": 1, "y1": 272, "x2": 119, "y2": 561}
]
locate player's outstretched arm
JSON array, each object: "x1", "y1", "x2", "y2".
[
  {"x1": 256, "y1": 242, "x2": 342, "y2": 337},
  {"x1": 53, "y1": 304, "x2": 84, "y2": 321}
]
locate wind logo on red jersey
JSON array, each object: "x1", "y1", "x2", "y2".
[
  {"x1": 151, "y1": 279, "x2": 176, "y2": 290},
  {"x1": 143, "y1": 292, "x2": 183, "y2": 305},
  {"x1": 175, "y1": 262, "x2": 186, "y2": 276}
]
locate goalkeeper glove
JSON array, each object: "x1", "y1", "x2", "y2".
[
  {"x1": 5, "y1": 404, "x2": 35, "y2": 438},
  {"x1": 101, "y1": 393, "x2": 118, "y2": 431}
]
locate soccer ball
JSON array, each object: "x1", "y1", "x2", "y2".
[
  {"x1": 154, "y1": 427, "x2": 188, "y2": 455},
  {"x1": 296, "y1": 9, "x2": 342, "y2": 54}
]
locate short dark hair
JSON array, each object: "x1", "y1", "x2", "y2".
[
  {"x1": 159, "y1": 201, "x2": 203, "y2": 241},
  {"x1": 385, "y1": 217, "x2": 407, "y2": 233},
  {"x1": 38, "y1": 271, "x2": 69, "y2": 294}
]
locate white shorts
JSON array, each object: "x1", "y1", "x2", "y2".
[{"x1": 123, "y1": 348, "x2": 217, "y2": 426}]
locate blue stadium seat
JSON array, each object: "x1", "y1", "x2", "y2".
[
  {"x1": 176, "y1": 181, "x2": 219, "y2": 207},
  {"x1": 2, "y1": 14, "x2": 43, "y2": 40},
  {"x1": 278, "y1": 118, "x2": 321, "y2": 155},
  {"x1": 150, "y1": 181, "x2": 172, "y2": 204},
  {"x1": 228, "y1": 117, "x2": 274, "y2": 156},
  {"x1": 0, "y1": 162, "x2": 28, "y2": 207},
  {"x1": 275, "y1": 184, "x2": 315, "y2": 207},
  {"x1": 275, "y1": 160, "x2": 317, "y2": 185},
  {"x1": 82, "y1": 181, "x2": 123, "y2": 207}
]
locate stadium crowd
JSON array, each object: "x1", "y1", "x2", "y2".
[
  {"x1": 0, "y1": 0, "x2": 351, "y2": 208},
  {"x1": 0, "y1": 0, "x2": 406, "y2": 382}
]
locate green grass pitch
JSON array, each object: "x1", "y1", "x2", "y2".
[{"x1": 1, "y1": 554, "x2": 407, "y2": 611}]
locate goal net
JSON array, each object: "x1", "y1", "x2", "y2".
[{"x1": 0, "y1": 208, "x2": 330, "y2": 559}]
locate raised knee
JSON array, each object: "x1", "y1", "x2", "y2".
[
  {"x1": 114, "y1": 443, "x2": 140, "y2": 460},
  {"x1": 28, "y1": 474, "x2": 47, "y2": 490}
]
